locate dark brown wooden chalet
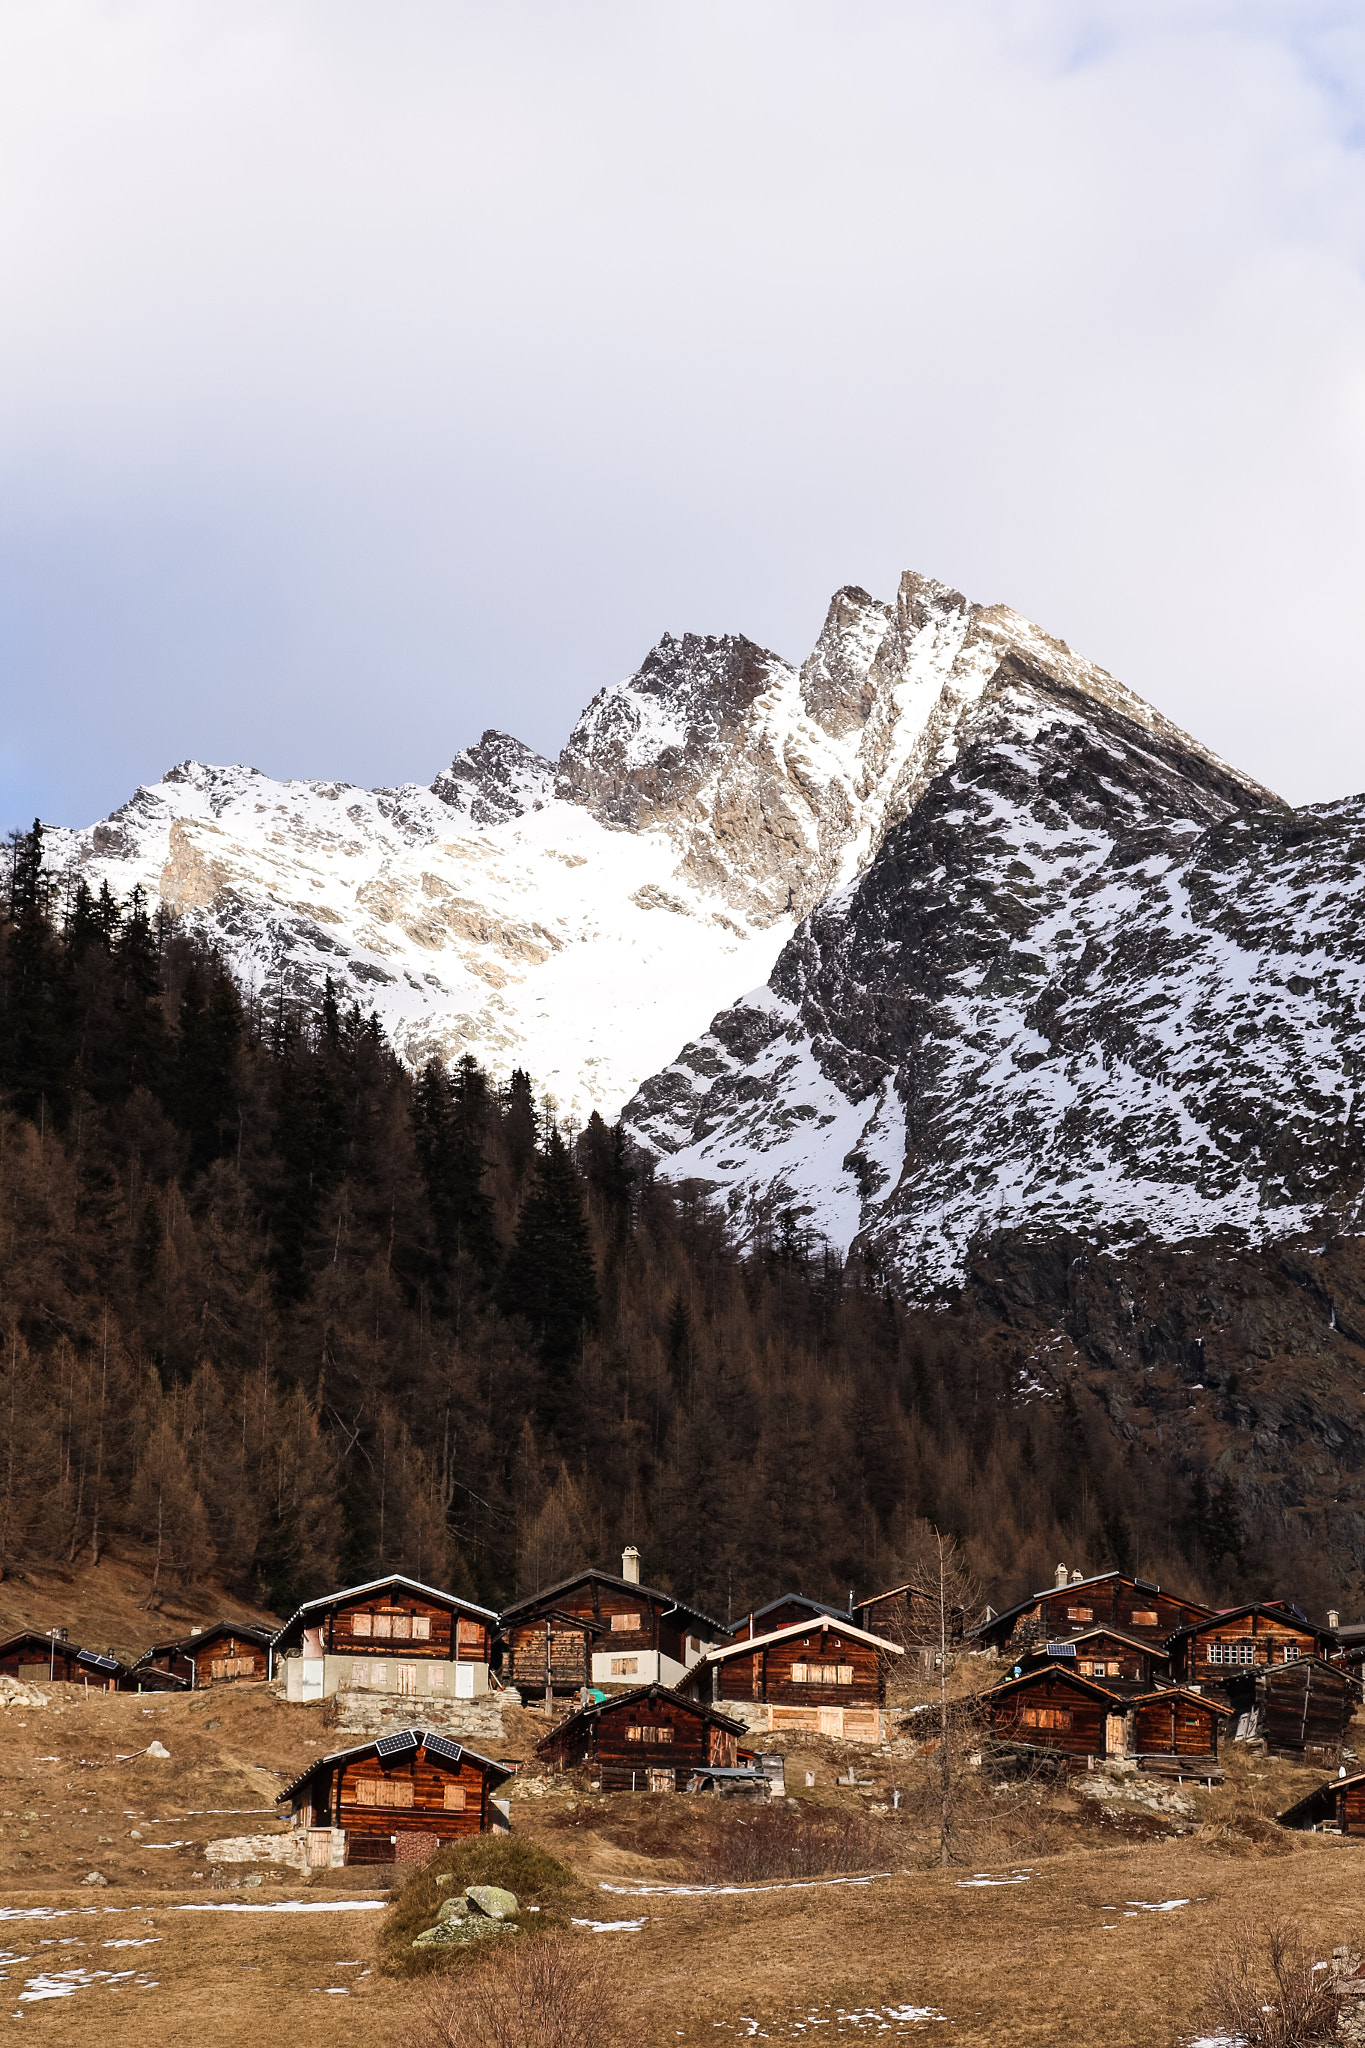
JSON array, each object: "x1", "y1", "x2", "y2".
[
  {"x1": 852, "y1": 1584, "x2": 944, "y2": 1647},
  {"x1": 270, "y1": 1575, "x2": 498, "y2": 1704},
  {"x1": 1166, "y1": 1603, "x2": 1332, "y2": 1688},
  {"x1": 1017, "y1": 1628, "x2": 1169, "y2": 1687},
  {"x1": 278, "y1": 1727, "x2": 513, "y2": 1867},
  {"x1": 132, "y1": 1622, "x2": 271, "y2": 1691},
  {"x1": 975, "y1": 1569, "x2": 1214, "y2": 1657},
  {"x1": 1279, "y1": 1771, "x2": 1365, "y2": 1836},
  {"x1": 0, "y1": 1632, "x2": 125, "y2": 1690},
  {"x1": 497, "y1": 1552, "x2": 727, "y2": 1704},
  {"x1": 535, "y1": 1685, "x2": 747, "y2": 1792},
  {"x1": 984, "y1": 1667, "x2": 1231, "y2": 1765},
  {"x1": 1239, "y1": 1657, "x2": 1357, "y2": 1763},
  {"x1": 685, "y1": 1616, "x2": 903, "y2": 1741}
]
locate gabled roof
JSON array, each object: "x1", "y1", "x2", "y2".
[
  {"x1": 855, "y1": 1584, "x2": 922, "y2": 1608},
  {"x1": 1278, "y1": 1772, "x2": 1365, "y2": 1828},
  {"x1": 987, "y1": 1665, "x2": 1233, "y2": 1713},
  {"x1": 0, "y1": 1631, "x2": 125, "y2": 1676},
  {"x1": 134, "y1": 1621, "x2": 272, "y2": 1664},
  {"x1": 697, "y1": 1615, "x2": 905, "y2": 1664},
  {"x1": 535, "y1": 1684, "x2": 747, "y2": 1753},
  {"x1": 1020, "y1": 1625, "x2": 1170, "y2": 1660},
  {"x1": 974, "y1": 1571, "x2": 1215, "y2": 1639},
  {"x1": 277, "y1": 1727, "x2": 513, "y2": 1804},
  {"x1": 498, "y1": 1568, "x2": 726, "y2": 1638},
  {"x1": 1165, "y1": 1600, "x2": 1326, "y2": 1644},
  {"x1": 270, "y1": 1574, "x2": 498, "y2": 1651},
  {"x1": 734, "y1": 1594, "x2": 851, "y2": 1634}
]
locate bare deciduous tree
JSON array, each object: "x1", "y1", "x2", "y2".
[
  {"x1": 406, "y1": 1936, "x2": 636, "y2": 2048},
  {"x1": 905, "y1": 1525, "x2": 982, "y2": 1868},
  {"x1": 1201, "y1": 1918, "x2": 1337, "y2": 2047}
]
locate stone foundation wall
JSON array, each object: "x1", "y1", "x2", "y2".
[{"x1": 329, "y1": 1687, "x2": 506, "y2": 1744}]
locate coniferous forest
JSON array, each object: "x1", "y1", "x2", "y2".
[{"x1": 0, "y1": 823, "x2": 1303, "y2": 1624}]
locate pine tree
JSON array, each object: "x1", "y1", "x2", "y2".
[
  {"x1": 496, "y1": 1127, "x2": 599, "y2": 1382},
  {"x1": 411, "y1": 1058, "x2": 498, "y2": 1294}
]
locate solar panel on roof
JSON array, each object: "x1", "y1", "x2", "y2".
[
  {"x1": 375, "y1": 1730, "x2": 421, "y2": 1758},
  {"x1": 423, "y1": 1735, "x2": 463, "y2": 1767},
  {"x1": 1045, "y1": 1642, "x2": 1076, "y2": 1657},
  {"x1": 76, "y1": 1650, "x2": 121, "y2": 1673}
]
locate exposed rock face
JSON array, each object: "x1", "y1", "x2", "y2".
[{"x1": 52, "y1": 569, "x2": 1237, "y2": 1117}]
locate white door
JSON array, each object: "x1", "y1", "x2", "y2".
[{"x1": 301, "y1": 1658, "x2": 324, "y2": 1702}]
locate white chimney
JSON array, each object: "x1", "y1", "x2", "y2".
[
  {"x1": 1054, "y1": 1563, "x2": 1068, "y2": 1590},
  {"x1": 1070, "y1": 1570, "x2": 1083, "y2": 1586},
  {"x1": 622, "y1": 1546, "x2": 641, "y2": 1585},
  {"x1": 1330, "y1": 1609, "x2": 1340, "y2": 1630}
]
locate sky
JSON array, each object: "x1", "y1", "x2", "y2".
[{"x1": 2, "y1": 0, "x2": 1365, "y2": 829}]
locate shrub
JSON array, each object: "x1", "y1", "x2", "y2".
[
  {"x1": 404, "y1": 1935, "x2": 636, "y2": 2048},
  {"x1": 381, "y1": 1837, "x2": 581, "y2": 1977},
  {"x1": 687, "y1": 1804, "x2": 902, "y2": 1884},
  {"x1": 1199, "y1": 1918, "x2": 1338, "y2": 2046}
]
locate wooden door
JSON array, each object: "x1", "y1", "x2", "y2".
[
  {"x1": 818, "y1": 1707, "x2": 844, "y2": 1738},
  {"x1": 1105, "y1": 1714, "x2": 1126, "y2": 1759}
]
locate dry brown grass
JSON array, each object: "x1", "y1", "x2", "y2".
[
  {"x1": 402, "y1": 1936, "x2": 637, "y2": 2048},
  {"x1": 687, "y1": 1804, "x2": 905, "y2": 1883},
  {"x1": 1199, "y1": 1916, "x2": 1339, "y2": 2045},
  {"x1": 380, "y1": 1836, "x2": 583, "y2": 1977}
]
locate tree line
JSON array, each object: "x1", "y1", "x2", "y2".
[{"x1": 0, "y1": 821, "x2": 1303, "y2": 1625}]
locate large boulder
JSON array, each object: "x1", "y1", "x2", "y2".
[{"x1": 465, "y1": 1885, "x2": 519, "y2": 1922}]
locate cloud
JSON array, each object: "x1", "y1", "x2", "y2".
[{"x1": 2, "y1": 0, "x2": 1364, "y2": 824}]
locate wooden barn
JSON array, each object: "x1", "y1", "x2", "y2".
[
  {"x1": 1129, "y1": 1688, "x2": 1231, "y2": 1763},
  {"x1": 535, "y1": 1685, "x2": 747, "y2": 1792},
  {"x1": 853, "y1": 1583, "x2": 943, "y2": 1647},
  {"x1": 132, "y1": 1622, "x2": 271, "y2": 1691},
  {"x1": 685, "y1": 1616, "x2": 903, "y2": 1741},
  {"x1": 1238, "y1": 1656, "x2": 1357, "y2": 1763},
  {"x1": 1166, "y1": 1602, "x2": 1333, "y2": 1689},
  {"x1": 270, "y1": 1574, "x2": 498, "y2": 1705},
  {"x1": 277, "y1": 1727, "x2": 514, "y2": 1868},
  {"x1": 497, "y1": 1550, "x2": 727, "y2": 1702},
  {"x1": 975, "y1": 1569, "x2": 1214, "y2": 1657},
  {"x1": 1279, "y1": 1771, "x2": 1365, "y2": 1836},
  {"x1": 1016, "y1": 1628, "x2": 1170, "y2": 1687},
  {"x1": 0, "y1": 1631, "x2": 125, "y2": 1690}
]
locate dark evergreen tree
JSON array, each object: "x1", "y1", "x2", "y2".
[
  {"x1": 496, "y1": 1126, "x2": 598, "y2": 1383},
  {"x1": 411, "y1": 1057, "x2": 497, "y2": 1293}
]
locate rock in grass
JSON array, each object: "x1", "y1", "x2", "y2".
[
  {"x1": 81, "y1": 1870, "x2": 109, "y2": 1887},
  {"x1": 412, "y1": 1918, "x2": 517, "y2": 1948},
  {"x1": 436, "y1": 1897, "x2": 469, "y2": 1926},
  {"x1": 465, "y1": 1885, "x2": 519, "y2": 1921}
]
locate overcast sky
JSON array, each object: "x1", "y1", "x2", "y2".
[{"x1": 3, "y1": 1, "x2": 1364, "y2": 829}]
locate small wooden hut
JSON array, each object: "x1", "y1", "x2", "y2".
[
  {"x1": 277, "y1": 1727, "x2": 513, "y2": 1868},
  {"x1": 497, "y1": 1552, "x2": 727, "y2": 1703},
  {"x1": 1166, "y1": 1602, "x2": 1332, "y2": 1689},
  {"x1": 535, "y1": 1684, "x2": 746, "y2": 1791},
  {"x1": 1242, "y1": 1656, "x2": 1357, "y2": 1763},
  {"x1": 132, "y1": 1622, "x2": 271, "y2": 1691},
  {"x1": 0, "y1": 1631, "x2": 125, "y2": 1690},
  {"x1": 1279, "y1": 1771, "x2": 1365, "y2": 1836}
]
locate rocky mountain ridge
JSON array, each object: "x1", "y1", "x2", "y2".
[{"x1": 46, "y1": 570, "x2": 1230, "y2": 1120}]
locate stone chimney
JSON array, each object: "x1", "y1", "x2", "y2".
[
  {"x1": 1054, "y1": 1563, "x2": 1068, "y2": 1590},
  {"x1": 622, "y1": 1546, "x2": 641, "y2": 1585},
  {"x1": 1330, "y1": 1609, "x2": 1340, "y2": 1630},
  {"x1": 1071, "y1": 1570, "x2": 1084, "y2": 1586}
]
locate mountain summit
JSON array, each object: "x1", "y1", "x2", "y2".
[{"x1": 46, "y1": 572, "x2": 1269, "y2": 1125}]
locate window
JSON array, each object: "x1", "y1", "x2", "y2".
[
  {"x1": 1281, "y1": 1645, "x2": 1302, "y2": 1662},
  {"x1": 209, "y1": 1656, "x2": 253, "y2": 1679},
  {"x1": 790, "y1": 1663, "x2": 854, "y2": 1686},
  {"x1": 428, "y1": 1666, "x2": 444, "y2": 1688},
  {"x1": 442, "y1": 1785, "x2": 466, "y2": 1811},
  {"x1": 1066, "y1": 1607, "x2": 1093, "y2": 1622},
  {"x1": 626, "y1": 1725, "x2": 675, "y2": 1744},
  {"x1": 390, "y1": 1614, "x2": 411, "y2": 1640},
  {"x1": 610, "y1": 1613, "x2": 641, "y2": 1633},
  {"x1": 610, "y1": 1657, "x2": 639, "y2": 1677},
  {"x1": 372, "y1": 1613, "x2": 392, "y2": 1639},
  {"x1": 1022, "y1": 1707, "x2": 1071, "y2": 1730},
  {"x1": 457, "y1": 1618, "x2": 483, "y2": 1647},
  {"x1": 395, "y1": 1665, "x2": 418, "y2": 1695},
  {"x1": 355, "y1": 1777, "x2": 414, "y2": 1808},
  {"x1": 412, "y1": 1615, "x2": 431, "y2": 1641},
  {"x1": 1207, "y1": 1641, "x2": 1256, "y2": 1666},
  {"x1": 1130, "y1": 1610, "x2": 1159, "y2": 1627},
  {"x1": 351, "y1": 1613, "x2": 372, "y2": 1637},
  {"x1": 1081, "y1": 1660, "x2": 1118, "y2": 1678}
]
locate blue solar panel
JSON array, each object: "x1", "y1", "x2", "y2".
[
  {"x1": 423, "y1": 1735, "x2": 463, "y2": 1767},
  {"x1": 375, "y1": 1729, "x2": 420, "y2": 1758},
  {"x1": 1045, "y1": 1642, "x2": 1076, "y2": 1657}
]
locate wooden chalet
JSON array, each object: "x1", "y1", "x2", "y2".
[
  {"x1": 1016, "y1": 1627, "x2": 1170, "y2": 1687},
  {"x1": 984, "y1": 1666, "x2": 1231, "y2": 1766},
  {"x1": 852, "y1": 1583, "x2": 943, "y2": 1647},
  {"x1": 1237, "y1": 1657, "x2": 1357, "y2": 1763},
  {"x1": 975, "y1": 1568, "x2": 1214, "y2": 1657},
  {"x1": 497, "y1": 1550, "x2": 727, "y2": 1703},
  {"x1": 684, "y1": 1615, "x2": 903, "y2": 1741},
  {"x1": 278, "y1": 1726, "x2": 513, "y2": 1868},
  {"x1": 270, "y1": 1574, "x2": 498, "y2": 1705},
  {"x1": 132, "y1": 1622, "x2": 271, "y2": 1691},
  {"x1": 1279, "y1": 1771, "x2": 1365, "y2": 1837},
  {"x1": 535, "y1": 1684, "x2": 747, "y2": 1792},
  {"x1": 730, "y1": 1595, "x2": 851, "y2": 1639},
  {"x1": 1166, "y1": 1602, "x2": 1333, "y2": 1687},
  {"x1": 0, "y1": 1631, "x2": 125, "y2": 1691}
]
